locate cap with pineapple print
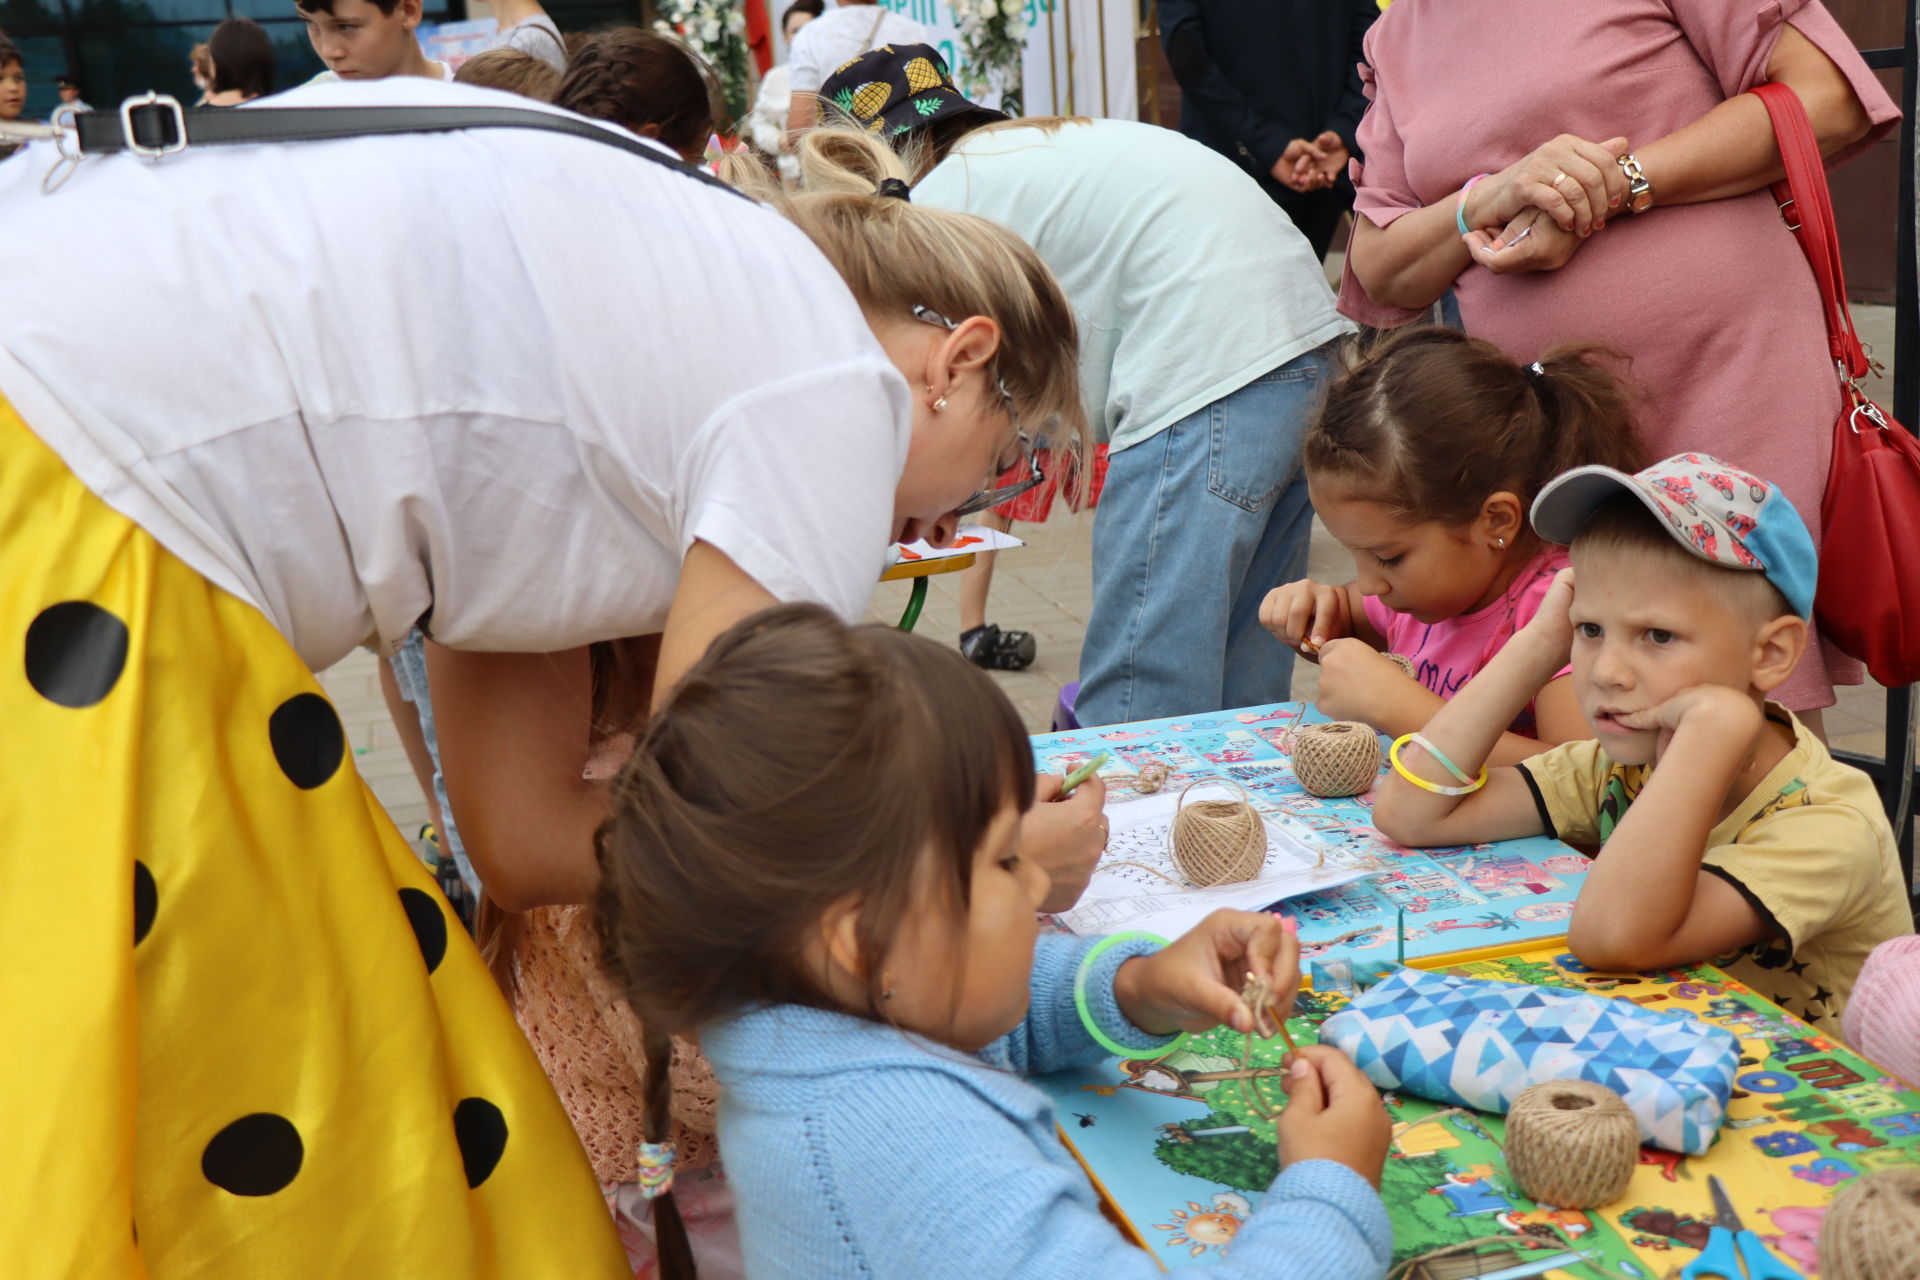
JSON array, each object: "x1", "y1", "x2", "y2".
[
  {"x1": 1531, "y1": 452, "x2": 1817, "y2": 619},
  {"x1": 816, "y1": 43, "x2": 1007, "y2": 143}
]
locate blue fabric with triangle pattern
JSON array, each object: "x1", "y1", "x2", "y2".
[{"x1": 1319, "y1": 968, "x2": 1738, "y2": 1153}]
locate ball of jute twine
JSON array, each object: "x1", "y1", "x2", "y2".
[
  {"x1": 1820, "y1": 1168, "x2": 1920, "y2": 1280},
  {"x1": 1290, "y1": 720, "x2": 1382, "y2": 798},
  {"x1": 1385, "y1": 652, "x2": 1417, "y2": 679},
  {"x1": 1503, "y1": 1080, "x2": 1639, "y2": 1209},
  {"x1": 1133, "y1": 761, "x2": 1173, "y2": 795},
  {"x1": 1168, "y1": 780, "x2": 1267, "y2": 887}
]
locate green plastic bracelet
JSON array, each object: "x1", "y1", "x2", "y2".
[{"x1": 1073, "y1": 931, "x2": 1192, "y2": 1060}]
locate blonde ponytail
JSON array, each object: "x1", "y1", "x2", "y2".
[{"x1": 724, "y1": 125, "x2": 1089, "y2": 483}]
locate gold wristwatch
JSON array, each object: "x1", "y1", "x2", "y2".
[{"x1": 1617, "y1": 153, "x2": 1654, "y2": 214}]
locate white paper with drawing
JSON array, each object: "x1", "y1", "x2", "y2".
[{"x1": 1057, "y1": 782, "x2": 1370, "y2": 939}]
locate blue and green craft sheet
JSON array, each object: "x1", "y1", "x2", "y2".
[
  {"x1": 1039, "y1": 948, "x2": 1920, "y2": 1275},
  {"x1": 1031, "y1": 703, "x2": 1594, "y2": 956}
]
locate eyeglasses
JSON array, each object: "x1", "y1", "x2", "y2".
[{"x1": 913, "y1": 304, "x2": 1046, "y2": 517}]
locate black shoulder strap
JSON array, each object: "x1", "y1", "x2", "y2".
[{"x1": 69, "y1": 97, "x2": 747, "y2": 200}]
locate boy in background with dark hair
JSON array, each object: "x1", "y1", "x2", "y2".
[
  {"x1": 52, "y1": 74, "x2": 90, "y2": 126},
  {"x1": 0, "y1": 32, "x2": 25, "y2": 158},
  {"x1": 297, "y1": 0, "x2": 450, "y2": 83},
  {"x1": 1375, "y1": 454, "x2": 1907, "y2": 1032}
]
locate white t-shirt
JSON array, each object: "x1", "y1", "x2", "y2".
[
  {"x1": 492, "y1": 15, "x2": 567, "y2": 74},
  {"x1": 0, "y1": 79, "x2": 911, "y2": 670},
  {"x1": 915, "y1": 120, "x2": 1353, "y2": 452},
  {"x1": 307, "y1": 61, "x2": 454, "y2": 86},
  {"x1": 787, "y1": 4, "x2": 932, "y2": 95}
]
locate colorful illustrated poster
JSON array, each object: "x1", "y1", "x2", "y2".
[
  {"x1": 1040, "y1": 949, "x2": 1920, "y2": 1275},
  {"x1": 1032, "y1": 703, "x2": 1592, "y2": 961}
]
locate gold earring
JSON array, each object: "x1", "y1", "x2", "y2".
[{"x1": 933, "y1": 397, "x2": 948, "y2": 413}]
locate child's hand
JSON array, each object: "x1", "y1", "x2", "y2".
[
  {"x1": 1023, "y1": 771, "x2": 1109, "y2": 915},
  {"x1": 1615, "y1": 684, "x2": 1761, "y2": 757},
  {"x1": 1259, "y1": 579, "x2": 1352, "y2": 660},
  {"x1": 1112, "y1": 910, "x2": 1299, "y2": 1037},
  {"x1": 1313, "y1": 638, "x2": 1416, "y2": 726},
  {"x1": 1275, "y1": 1044, "x2": 1392, "y2": 1189},
  {"x1": 1515, "y1": 568, "x2": 1577, "y2": 663}
]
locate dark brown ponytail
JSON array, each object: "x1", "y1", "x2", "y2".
[
  {"x1": 1306, "y1": 326, "x2": 1647, "y2": 539},
  {"x1": 640, "y1": 1023, "x2": 695, "y2": 1277},
  {"x1": 554, "y1": 27, "x2": 722, "y2": 156}
]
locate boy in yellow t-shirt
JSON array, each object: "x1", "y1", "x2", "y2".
[{"x1": 1374, "y1": 454, "x2": 1907, "y2": 1032}]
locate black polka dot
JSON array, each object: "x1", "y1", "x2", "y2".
[
  {"x1": 133, "y1": 862, "x2": 156, "y2": 946},
  {"x1": 398, "y1": 888, "x2": 447, "y2": 974},
  {"x1": 453, "y1": 1098, "x2": 507, "y2": 1188},
  {"x1": 268, "y1": 693, "x2": 344, "y2": 790},
  {"x1": 24, "y1": 601, "x2": 128, "y2": 708},
  {"x1": 201, "y1": 1113, "x2": 303, "y2": 1196}
]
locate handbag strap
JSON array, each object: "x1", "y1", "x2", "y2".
[
  {"x1": 1749, "y1": 81, "x2": 1870, "y2": 380},
  {"x1": 63, "y1": 95, "x2": 746, "y2": 200}
]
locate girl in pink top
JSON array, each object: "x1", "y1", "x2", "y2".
[
  {"x1": 1337, "y1": 0, "x2": 1898, "y2": 719},
  {"x1": 1261, "y1": 327, "x2": 1645, "y2": 763}
]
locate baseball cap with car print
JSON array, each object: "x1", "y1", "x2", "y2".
[{"x1": 1530, "y1": 453, "x2": 1817, "y2": 619}]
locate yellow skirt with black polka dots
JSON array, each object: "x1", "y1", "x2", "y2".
[{"x1": 0, "y1": 398, "x2": 630, "y2": 1277}]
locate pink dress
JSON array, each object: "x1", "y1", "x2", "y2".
[
  {"x1": 1363, "y1": 547, "x2": 1569, "y2": 734},
  {"x1": 1339, "y1": 0, "x2": 1899, "y2": 710}
]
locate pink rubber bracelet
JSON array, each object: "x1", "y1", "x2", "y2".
[{"x1": 1456, "y1": 173, "x2": 1490, "y2": 235}]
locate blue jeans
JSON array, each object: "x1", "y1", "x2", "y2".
[
  {"x1": 1076, "y1": 345, "x2": 1330, "y2": 727},
  {"x1": 389, "y1": 629, "x2": 481, "y2": 899}
]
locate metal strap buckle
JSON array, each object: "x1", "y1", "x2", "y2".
[
  {"x1": 1778, "y1": 196, "x2": 1801, "y2": 231},
  {"x1": 119, "y1": 92, "x2": 188, "y2": 158}
]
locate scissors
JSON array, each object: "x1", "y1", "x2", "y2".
[{"x1": 1679, "y1": 1176, "x2": 1805, "y2": 1280}]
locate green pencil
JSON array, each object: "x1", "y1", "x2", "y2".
[{"x1": 1060, "y1": 752, "x2": 1111, "y2": 796}]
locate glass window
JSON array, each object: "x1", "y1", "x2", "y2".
[
  {"x1": 77, "y1": 0, "x2": 228, "y2": 25},
  {"x1": 77, "y1": 22, "x2": 214, "y2": 101}
]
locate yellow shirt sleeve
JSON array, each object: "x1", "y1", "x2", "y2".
[
  {"x1": 1703, "y1": 801, "x2": 1885, "y2": 953},
  {"x1": 1514, "y1": 739, "x2": 1612, "y2": 845}
]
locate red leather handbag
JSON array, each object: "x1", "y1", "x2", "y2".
[{"x1": 1752, "y1": 80, "x2": 1920, "y2": 687}]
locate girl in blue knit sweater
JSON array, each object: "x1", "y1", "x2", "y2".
[{"x1": 594, "y1": 603, "x2": 1394, "y2": 1279}]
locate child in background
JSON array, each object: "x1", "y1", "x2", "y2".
[
  {"x1": 454, "y1": 46, "x2": 561, "y2": 99},
  {"x1": 1374, "y1": 455, "x2": 1908, "y2": 1032},
  {"x1": 0, "y1": 34, "x2": 25, "y2": 161},
  {"x1": 189, "y1": 41, "x2": 214, "y2": 102},
  {"x1": 203, "y1": 16, "x2": 277, "y2": 105},
  {"x1": 554, "y1": 28, "x2": 718, "y2": 163},
  {"x1": 1846, "y1": 936, "x2": 1920, "y2": 1085},
  {"x1": 595, "y1": 603, "x2": 1394, "y2": 1280},
  {"x1": 1261, "y1": 326, "x2": 1644, "y2": 764}
]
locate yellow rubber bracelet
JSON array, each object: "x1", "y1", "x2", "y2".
[{"x1": 1389, "y1": 733, "x2": 1489, "y2": 796}]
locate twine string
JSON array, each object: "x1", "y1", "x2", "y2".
[
  {"x1": 1289, "y1": 720, "x2": 1382, "y2": 798},
  {"x1": 1168, "y1": 779, "x2": 1267, "y2": 887}
]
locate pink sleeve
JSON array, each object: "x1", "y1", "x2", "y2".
[
  {"x1": 1336, "y1": 38, "x2": 1431, "y2": 329},
  {"x1": 1664, "y1": 0, "x2": 1899, "y2": 167},
  {"x1": 1507, "y1": 556, "x2": 1575, "y2": 681},
  {"x1": 1844, "y1": 935, "x2": 1920, "y2": 1086},
  {"x1": 1361, "y1": 592, "x2": 1395, "y2": 648}
]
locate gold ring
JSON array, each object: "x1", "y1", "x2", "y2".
[{"x1": 1552, "y1": 171, "x2": 1569, "y2": 189}]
